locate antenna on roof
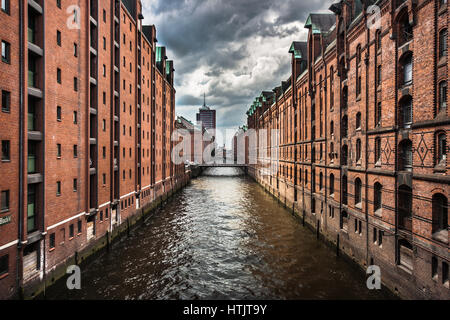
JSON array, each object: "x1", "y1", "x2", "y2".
[{"x1": 203, "y1": 93, "x2": 206, "y2": 107}]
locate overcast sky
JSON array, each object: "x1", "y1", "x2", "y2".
[{"x1": 142, "y1": 0, "x2": 334, "y2": 138}]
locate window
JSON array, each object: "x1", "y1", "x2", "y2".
[
  {"x1": 398, "y1": 185, "x2": 412, "y2": 231},
  {"x1": 342, "y1": 175, "x2": 348, "y2": 205},
  {"x1": 103, "y1": 92, "x2": 106, "y2": 104},
  {"x1": 102, "y1": 146, "x2": 106, "y2": 159},
  {"x1": 74, "y1": 43, "x2": 78, "y2": 57},
  {"x1": 57, "y1": 30, "x2": 61, "y2": 46},
  {"x1": 103, "y1": 173, "x2": 106, "y2": 185},
  {"x1": 376, "y1": 29, "x2": 382, "y2": 52},
  {"x1": 330, "y1": 121, "x2": 334, "y2": 136},
  {"x1": 73, "y1": 178, "x2": 77, "y2": 192},
  {"x1": 56, "y1": 181, "x2": 61, "y2": 196},
  {"x1": 102, "y1": 119, "x2": 106, "y2": 131},
  {"x1": 57, "y1": 144, "x2": 61, "y2": 158},
  {"x1": 436, "y1": 132, "x2": 447, "y2": 166},
  {"x1": 341, "y1": 144, "x2": 348, "y2": 166},
  {"x1": 1, "y1": 140, "x2": 10, "y2": 161},
  {"x1": 57, "y1": 0, "x2": 61, "y2": 9},
  {"x1": 356, "y1": 139, "x2": 361, "y2": 162},
  {"x1": 77, "y1": 220, "x2": 81, "y2": 234},
  {"x1": 356, "y1": 112, "x2": 361, "y2": 130},
  {"x1": 340, "y1": 211, "x2": 348, "y2": 231},
  {"x1": 341, "y1": 115, "x2": 348, "y2": 138},
  {"x1": 74, "y1": 77, "x2": 78, "y2": 91},
  {"x1": 329, "y1": 174, "x2": 334, "y2": 195},
  {"x1": 69, "y1": 224, "x2": 74, "y2": 238},
  {"x1": 399, "y1": 96, "x2": 413, "y2": 128},
  {"x1": 57, "y1": 106, "x2": 62, "y2": 121},
  {"x1": 0, "y1": 255, "x2": 8, "y2": 276},
  {"x1": 355, "y1": 178, "x2": 362, "y2": 206},
  {"x1": 73, "y1": 145, "x2": 78, "y2": 158},
  {"x1": 103, "y1": 37, "x2": 106, "y2": 50},
  {"x1": 57, "y1": 68, "x2": 61, "y2": 84},
  {"x1": 1, "y1": 0, "x2": 10, "y2": 14},
  {"x1": 398, "y1": 140, "x2": 412, "y2": 171},
  {"x1": 103, "y1": 9, "x2": 106, "y2": 22},
  {"x1": 401, "y1": 53, "x2": 413, "y2": 86},
  {"x1": 1, "y1": 40, "x2": 10, "y2": 63},
  {"x1": 2, "y1": 90, "x2": 10, "y2": 112},
  {"x1": 73, "y1": 111, "x2": 78, "y2": 124},
  {"x1": 375, "y1": 102, "x2": 381, "y2": 127},
  {"x1": 49, "y1": 233, "x2": 55, "y2": 249},
  {"x1": 439, "y1": 29, "x2": 447, "y2": 58},
  {"x1": 432, "y1": 193, "x2": 448, "y2": 242},
  {"x1": 377, "y1": 65, "x2": 382, "y2": 87},
  {"x1": 1, "y1": 190, "x2": 9, "y2": 212},
  {"x1": 374, "y1": 183, "x2": 382, "y2": 213},
  {"x1": 103, "y1": 64, "x2": 106, "y2": 77},
  {"x1": 439, "y1": 81, "x2": 447, "y2": 113}
]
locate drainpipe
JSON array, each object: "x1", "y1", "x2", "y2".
[
  {"x1": 364, "y1": 8, "x2": 370, "y2": 266},
  {"x1": 17, "y1": 0, "x2": 24, "y2": 297}
]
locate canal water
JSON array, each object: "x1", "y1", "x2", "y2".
[{"x1": 44, "y1": 168, "x2": 395, "y2": 299}]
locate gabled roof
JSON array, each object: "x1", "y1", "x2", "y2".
[
  {"x1": 304, "y1": 13, "x2": 335, "y2": 34},
  {"x1": 289, "y1": 41, "x2": 307, "y2": 59}
]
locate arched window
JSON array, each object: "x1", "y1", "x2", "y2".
[
  {"x1": 356, "y1": 112, "x2": 361, "y2": 130},
  {"x1": 342, "y1": 85, "x2": 348, "y2": 109},
  {"x1": 341, "y1": 144, "x2": 348, "y2": 166},
  {"x1": 342, "y1": 174, "x2": 348, "y2": 205},
  {"x1": 399, "y1": 95, "x2": 412, "y2": 128},
  {"x1": 439, "y1": 29, "x2": 447, "y2": 58},
  {"x1": 356, "y1": 139, "x2": 361, "y2": 162},
  {"x1": 400, "y1": 52, "x2": 413, "y2": 86},
  {"x1": 439, "y1": 81, "x2": 447, "y2": 113},
  {"x1": 432, "y1": 194, "x2": 448, "y2": 242},
  {"x1": 436, "y1": 132, "x2": 447, "y2": 166},
  {"x1": 398, "y1": 185, "x2": 412, "y2": 231},
  {"x1": 399, "y1": 139, "x2": 413, "y2": 171},
  {"x1": 355, "y1": 178, "x2": 362, "y2": 205},
  {"x1": 374, "y1": 182, "x2": 382, "y2": 213},
  {"x1": 329, "y1": 174, "x2": 335, "y2": 195},
  {"x1": 375, "y1": 137, "x2": 381, "y2": 163}
]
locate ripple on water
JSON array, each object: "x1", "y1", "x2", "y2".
[{"x1": 44, "y1": 168, "x2": 396, "y2": 300}]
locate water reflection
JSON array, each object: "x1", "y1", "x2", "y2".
[{"x1": 45, "y1": 168, "x2": 394, "y2": 300}]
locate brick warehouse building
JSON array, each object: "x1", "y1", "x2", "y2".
[
  {"x1": 237, "y1": 0, "x2": 449, "y2": 299},
  {"x1": 0, "y1": 0, "x2": 189, "y2": 299}
]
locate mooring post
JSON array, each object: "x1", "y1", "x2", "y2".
[
  {"x1": 106, "y1": 231, "x2": 110, "y2": 252},
  {"x1": 336, "y1": 234, "x2": 340, "y2": 257},
  {"x1": 316, "y1": 220, "x2": 320, "y2": 239}
]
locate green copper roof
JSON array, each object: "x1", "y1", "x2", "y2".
[{"x1": 156, "y1": 46, "x2": 165, "y2": 63}]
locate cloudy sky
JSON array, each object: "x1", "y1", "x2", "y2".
[{"x1": 142, "y1": 0, "x2": 334, "y2": 138}]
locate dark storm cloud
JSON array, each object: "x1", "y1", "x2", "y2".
[{"x1": 142, "y1": 0, "x2": 334, "y2": 132}]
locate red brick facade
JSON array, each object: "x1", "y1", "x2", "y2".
[
  {"x1": 240, "y1": 0, "x2": 449, "y2": 299},
  {"x1": 0, "y1": 0, "x2": 188, "y2": 299}
]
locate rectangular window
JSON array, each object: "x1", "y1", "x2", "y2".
[
  {"x1": 77, "y1": 220, "x2": 82, "y2": 234},
  {"x1": 1, "y1": 140, "x2": 10, "y2": 161},
  {"x1": 2, "y1": 90, "x2": 10, "y2": 112},
  {"x1": 57, "y1": 106, "x2": 62, "y2": 121},
  {"x1": 103, "y1": 37, "x2": 106, "y2": 50},
  {"x1": 102, "y1": 146, "x2": 106, "y2": 159},
  {"x1": 73, "y1": 178, "x2": 77, "y2": 192},
  {"x1": 49, "y1": 233, "x2": 55, "y2": 249},
  {"x1": 69, "y1": 224, "x2": 74, "y2": 238},
  {"x1": 74, "y1": 77, "x2": 78, "y2": 91},
  {"x1": 103, "y1": 92, "x2": 106, "y2": 104},
  {"x1": 102, "y1": 119, "x2": 106, "y2": 131},
  {"x1": 103, "y1": 173, "x2": 106, "y2": 185},
  {"x1": 1, "y1": 190, "x2": 9, "y2": 211},
  {"x1": 73, "y1": 145, "x2": 78, "y2": 158},
  {"x1": 57, "y1": 68, "x2": 61, "y2": 84},
  {"x1": 60, "y1": 228, "x2": 65, "y2": 244},
  {"x1": 57, "y1": 0, "x2": 61, "y2": 9},
  {"x1": 56, "y1": 181, "x2": 61, "y2": 196},
  {"x1": 57, "y1": 30, "x2": 61, "y2": 46},
  {"x1": 1, "y1": 40, "x2": 10, "y2": 63},
  {"x1": 74, "y1": 43, "x2": 78, "y2": 57},
  {"x1": 73, "y1": 111, "x2": 78, "y2": 124},
  {"x1": 103, "y1": 9, "x2": 106, "y2": 22},
  {"x1": 57, "y1": 144, "x2": 61, "y2": 157},
  {"x1": 0, "y1": 255, "x2": 8, "y2": 276},
  {"x1": 1, "y1": 0, "x2": 10, "y2": 14}
]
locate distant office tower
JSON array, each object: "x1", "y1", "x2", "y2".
[{"x1": 196, "y1": 94, "x2": 216, "y2": 131}]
